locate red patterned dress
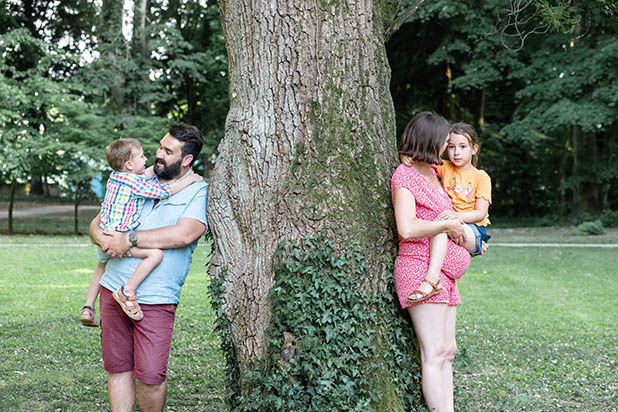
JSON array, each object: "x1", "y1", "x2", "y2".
[{"x1": 391, "y1": 163, "x2": 471, "y2": 309}]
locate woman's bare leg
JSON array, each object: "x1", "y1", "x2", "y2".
[
  {"x1": 408, "y1": 303, "x2": 449, "y2": 412},
  {"x1": 443, "y1": 306, "x2": 457, "y2": 412}
]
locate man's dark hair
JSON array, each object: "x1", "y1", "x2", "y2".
[
  {"x1": 168, "y1": 123, "x2": 203, "y2": 166},
  {"x1": 399, "y1": 112, "x2": 449, "y2": 165}
]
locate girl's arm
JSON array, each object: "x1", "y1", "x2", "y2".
[
  {"x1": 437, "y1": 197, "x2": 489, "y2": 223},
  {"x1": 394, "y1": 188, "x2": 466, "y2": 244}
]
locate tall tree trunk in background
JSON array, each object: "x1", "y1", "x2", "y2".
[
  {"x1": 580, "y1": 131, "x2": 599, "y2": 211},
  {"x1": 571, "y1": 125, "x2": 580, "y2": 211},
  {"x1": 476, "y1": 88, "x2": 485, "y2": 132},
  {"x1": 558, "y1": 126, "x2": 569, "y2": 216},
  {"x1": 133, "y1": 0, "x2": 152, "y2": 116},
  {"x1": 101, "y1": 0, "x2": 126, "y2": 113},
  {"x1": 208, "y1": 0, "x2": 413, "y2": 406},
  {"x1": 8, "y1": 180, "x2": 17, "y2": 235}
]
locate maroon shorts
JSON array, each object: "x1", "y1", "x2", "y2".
[{"x1": 99, "y1": 287, "x2": 177, "y2": 385}]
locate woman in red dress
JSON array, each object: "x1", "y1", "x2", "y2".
[{"x1": 391, "y1": 112, "x2": 471, "y2": 412}]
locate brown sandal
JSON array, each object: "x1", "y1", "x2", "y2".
[
  {"x1": 406, "y1": 279, "x2": 442, "y2": 304},
  {"x1": 113, "y1": 287, "x2": 144, "y2": 321},
  {"x1": 81, "y1": 305, "x2": 99, "y2": 327}
]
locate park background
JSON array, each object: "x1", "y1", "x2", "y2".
[{"x1": 1, "y1": 0, "x2": 617, "y2": 411}]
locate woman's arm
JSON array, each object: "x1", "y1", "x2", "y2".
[
  {"x1": 394, "y1": 188, "x2": 465, "y2": 243},
  {"x1": 437, "y1": 197, "x2": 489, "y2": 224}
]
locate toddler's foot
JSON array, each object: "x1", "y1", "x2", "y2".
[
  {"x1": 406, "y1": 279, "x2": 442, "y2": 304},
  {"x1": 80, "y1": 305, "x2": 99, "y2": 327},
  {"x1": 113, "y1": 286, "x2": 144, "y2": 321}
]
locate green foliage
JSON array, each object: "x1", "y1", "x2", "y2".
[
  {"x1": 572, "y1": 220, "x2": 606, "y2": 235},
  {"x1": 388, "y1": 0, "x2": 618, "y2": 219},
  {"x1": 211, "y1": 234, "x2": 423, "y2": 411}
]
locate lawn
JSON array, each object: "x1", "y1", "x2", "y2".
[
  {"x1": 0, "y1": 232, "x2": 616, "y2": 411},
  {"x1": 0, "y1": 236, "x2": 226, "y2": 411}
]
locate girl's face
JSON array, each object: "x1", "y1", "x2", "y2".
[{"x1": 447, "y1": 132, "x2": 477, "y2": 169}]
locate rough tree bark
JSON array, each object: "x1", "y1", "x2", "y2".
[{"x1": 208, "y1": 0, "x2": 410, "y2": 406}]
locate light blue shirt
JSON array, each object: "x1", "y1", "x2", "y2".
[{"x1": 99, "y1": 173, "x2": 208, "y2": 304}]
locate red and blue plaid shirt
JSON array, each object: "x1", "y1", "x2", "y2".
[{"x1": 99, "y1": 171, "x2": 172, "y2": 232}]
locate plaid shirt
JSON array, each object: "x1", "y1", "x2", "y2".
[{"x1": 99, "y1": 171, "x2": 172, "y2": 232}]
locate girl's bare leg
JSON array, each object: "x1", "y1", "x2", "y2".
[{"x1": 408, "y1": 233, "x2": 447, "y2": 300}]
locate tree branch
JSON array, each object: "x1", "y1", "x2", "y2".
[{"x1": 385, "y1": 0, "x2": 425, "y2": 40}]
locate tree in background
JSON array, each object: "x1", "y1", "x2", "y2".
[{"x1": 388, "y1": 0, "x2": 618, "y2": 220}]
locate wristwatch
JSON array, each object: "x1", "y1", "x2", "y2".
[{"x1": 128, "y1": 231, "x2": 138, "y2": 248}]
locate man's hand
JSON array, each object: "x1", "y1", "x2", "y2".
[{"x1": 103, "y1": 230, "x2": 131, "y2": 257}]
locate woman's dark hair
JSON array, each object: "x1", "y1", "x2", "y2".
[
  {"x1": 449, "y1": 122, "x2": 479, "y2": 166},
  {"x1": 168, "y1": 123, "x2": 203, "y2": 166},
  {"x1": 399, "y1": 112, "x2": 450, "y2": 165}
]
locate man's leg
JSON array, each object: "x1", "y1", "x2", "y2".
[
  {"x1": 132, "y1": 303, "x2": 177, "y2": 411},
  {"x1": 108, "y1": 371, "x2": 135, "y2": 412},
  {"x1": 137, "y1": 381, "x2": 168, "y2": 412}
]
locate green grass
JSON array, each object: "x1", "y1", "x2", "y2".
[
  {"x1": 0, "y1": 208, "x2": 100, "y2": 235},
  {"x1": 0, "y1": 233, "x2": 616, "y2": 411},
  {"x1": 0, "y1": 237, "x2": 226, "y2": 411},
  {"x1": 455, "y1": 247, "x2": 617, "y2": 411}
]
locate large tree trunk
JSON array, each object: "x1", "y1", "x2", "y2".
[{"x1": 208, "y1": 0, "x2": 415, "y2": 408}]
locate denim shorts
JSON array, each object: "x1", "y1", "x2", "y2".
[{"x1": 468, "y1": 224, "x2": 491, "y2": 256}]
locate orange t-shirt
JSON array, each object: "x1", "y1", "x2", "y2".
[{"x1": 436, "y1": 161, "x2": 491, "y2": 226}]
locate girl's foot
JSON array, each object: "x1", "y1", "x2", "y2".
[
  {"x1": 113, "y1": 286, "x2": 144, "y2": 321},
  {"x1": 80, "y1": 305, "x2": 99, "y2": 327},
  {"x1": 406, "y1": 279, "x2": 442, "y2": 304}
]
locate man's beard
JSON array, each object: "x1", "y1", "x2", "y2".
[{"x1": 154, "y1": 157, "x2": 183, "y2": 180}]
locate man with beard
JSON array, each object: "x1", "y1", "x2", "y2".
[{"x1": 89, "y1": 123, "x2": 208, "y2": 412}]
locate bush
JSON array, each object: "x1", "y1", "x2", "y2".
[
  {"x1": 600, "y1": 210, "x2": 618, "y2": 228},
  {"x1": 572, "y1": 220, "x2": 605, "y2": 235}
]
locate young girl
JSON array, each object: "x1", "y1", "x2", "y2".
[{"x1": 407, "y1": 122, "x2": 491, "y2": 303}]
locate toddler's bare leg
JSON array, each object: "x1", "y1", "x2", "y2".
[
  {"x1": 122, "y1": 248, "x2": 164, "y2": 296},
  {"x1": 462, "y1": 225, "x2": 478, "y2": 254},
  {"x1": 85, "y1": 262, "x2": 105, "y2": 308}
]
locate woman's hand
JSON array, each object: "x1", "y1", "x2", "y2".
[
  {"x1": 445, "y1": 219, "x2": 466, "y2": 245},
  {"x1": 437, "y1": 210, "x2": 458, "y2": 221}
]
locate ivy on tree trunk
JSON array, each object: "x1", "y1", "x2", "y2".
[{"x1": 208, "y1": 0, "x2": 422, "y2": 409}]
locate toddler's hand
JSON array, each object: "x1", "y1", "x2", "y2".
[{"x1": 190, "y1": 171, "x2": 203, "y2": 183}]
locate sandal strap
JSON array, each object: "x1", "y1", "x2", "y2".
[{"x1": 426, "y1": 279, "x2": 441, "y2": 291}]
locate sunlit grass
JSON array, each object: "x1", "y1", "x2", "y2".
[
  {"x1": 0, "y1": 237, "x2": 226, "y2": 411},
  {"x1": 455, "y1": 246, "x2": 617, "y2": 411},
  {"x1": 0, "y1": 234, "x2": 616, "y2": 411}
]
